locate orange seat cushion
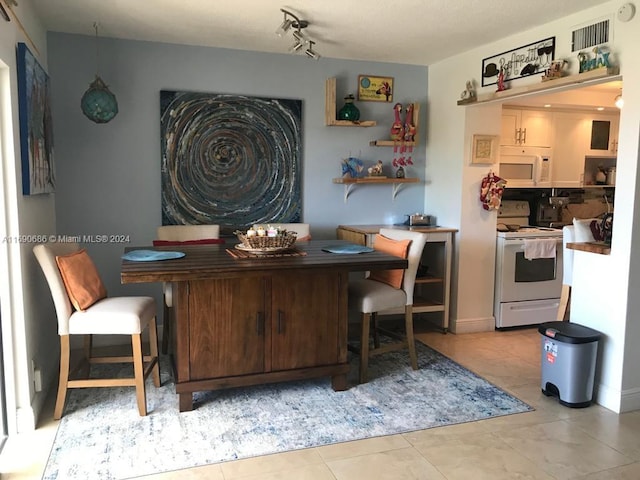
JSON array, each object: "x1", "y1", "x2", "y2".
[
  {"x1": 368, "y1": 234, "x2": 412, "y2": 289},
  {"x1": 56, "y1": 249, "x2": 108, "y2": 311}
]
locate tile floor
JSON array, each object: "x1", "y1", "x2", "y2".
[{"x1": 2, "y1": 326, "x2": 640, "y2": 479}]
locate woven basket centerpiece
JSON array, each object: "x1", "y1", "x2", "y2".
[{"x1": 235, "y1": 227, "x2": 297, "y2": 250}]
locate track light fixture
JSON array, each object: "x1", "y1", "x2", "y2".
[
  {"x1": 615, "y1": 91, "x2": 624, "y2": 109},
  {"x1": 275, "y1": 8, "x2": 320, "y2": 59},
  {"x1": 305, "y1": 40, "x2": 320, "y2": 60}
]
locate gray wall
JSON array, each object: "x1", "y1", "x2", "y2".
[{"x1": 47, "y1": 33, "x2": 428, "y2": 301}]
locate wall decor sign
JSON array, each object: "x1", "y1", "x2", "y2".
[
  {"x1": 357, "y1": 75, "x2": 394, "y2": 102},
  {"x1": 16, "y1": 42, "x2": 55, "y2": 195},
  {"x1": 471, "y1": 134, "x2": 498, "y2": 164},
  {"x1": 481, "y1": 37, "x2": 555, "y2": 87},
  {"x1": 160, "y1": 91, "x2": 302, "y2": 232}
]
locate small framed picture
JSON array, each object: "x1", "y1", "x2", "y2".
[
  {"x1": 357, "y1": 75, "x2": 394, "y2": 102},
  {"x1": 471, "y1": 134, "x2": 498, "y2": 164}
]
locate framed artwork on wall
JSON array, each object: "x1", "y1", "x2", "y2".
[
  {"x1": 471, "y1": 134, "x2": 498, "y2": 164},
  {"x1": 160, "y1": 91, "x2": 302, "y2": 233},
  {"x1": 481, "y1": 37, "x2": 555, "y2": 87},
  {"x1": 357, "y1": 75, "x2": 394, "y2": 102},
  {"x1": 16, "y1": 42, "x2": 55, "y2": 195}
]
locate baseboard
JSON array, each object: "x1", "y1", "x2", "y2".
[
  {"x1": 592, "y1": 381, "x2": 640, "y2": 413},
  {"x1": 620, "y1": 386, "x2": 640, "y2": 412},
  {"x1": 449, "y1": 316, "x2": 495, "y2": 334}
]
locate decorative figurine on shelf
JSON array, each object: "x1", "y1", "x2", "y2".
[
  {"x1": 458, "y1": 80, "x2": 477, "y2": 104},
  {"x1": 542, "y1": 59, "x2": 568, "y2": 81},
  {"x1": 367, "y1": 160, "x2": 384, "y2": 177},
  {"x1": 392, "y1": 156, "x2": 413, "y2": 178},
  {"x1": 341, "y1": 156, "x2": 364, "y2": 178},
  {"x1": 496, "y1": 67, "x2": 506, "y2": 92},
  {"x1": 403, "y1": 104, "x2": 416, "y2": 143},
  {"x1": 390, "y1": 103, "x2": 404, "y2": 141},
  {"x1": 337, "y1": 94, "x2": 360, "y2": 121}
]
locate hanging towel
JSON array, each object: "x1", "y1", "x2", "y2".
[{"x1": 523, "y1": 239, "x2": 556, "y2": 260}]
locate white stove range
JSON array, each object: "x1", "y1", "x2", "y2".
[
  {"x1": 497, "y1": 226, "x2": 563, "y2": 239},
  {"x1": 494, "y1": 200, "x2": 564, "y2": 328}
]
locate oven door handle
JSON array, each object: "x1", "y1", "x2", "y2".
[{"x1": 503, "y1": 238, "x2": 562, "y2": 246}]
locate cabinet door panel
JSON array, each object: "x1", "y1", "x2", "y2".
[
  {"x1": 500, "y1": 110, "x2": 519, "y2": 145},
  {"x1": 520, "y1": 110, "x2": 552, "y2": 147},
  {"x1": 189, "y1": 277, "x2": 266, "y2": 379},
  {"x1": 552, "y1": 112, "x2": 587, "y2": 187},
  {"x1": 271, "y1": 272, "x2": 340, "y2": 371}
]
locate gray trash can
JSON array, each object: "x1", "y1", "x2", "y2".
[{"x1": 538, "y1": 321, "x2": 602, "y2": 408}]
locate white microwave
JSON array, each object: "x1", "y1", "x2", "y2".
[{"x1": 499, "y1": 146, "x2": 552, "y2": 188}]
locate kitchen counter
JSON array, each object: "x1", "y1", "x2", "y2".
[
  {"x1": 567, "y1": 241, "x2": 611, "y2": 255},
  {"x1": 336, "y1": 224, "x2": 458, "y2": 236}
]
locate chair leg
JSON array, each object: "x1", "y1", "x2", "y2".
[
  {"x1": 359, "y1": 312, "x2": 371, "y2": 384},
  {"x1": 132, "y1": 334, "x2": 147, "y2": 416},
  {"x1": 149, "y1": 316, "x2": 161, "y2": 387},
  {"x1": 54, "y1": 335, "x2": 71, "y2": 420},
  {"x1": 405, "y1": 306, "x2": 418, "y2": 370},
  {"x1": 372, "y1": 312, "x2": 380, "y2": 349},
  {"x1": 161, "y1": 301, "x2": 171, "y2": 354}
]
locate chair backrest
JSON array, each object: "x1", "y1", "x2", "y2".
[
  {"x1": 379, "y1": 228, "x2": 428, "y2": 305},
  {"x1": 253, "y1": 223, "x2": 310, "y2": 240},
  {"x1": 156, "y1": 224, "x2": 220, "y2": 241},
  {"x1": 33, "y1": 242, "x2": 81, "y2": 335}
]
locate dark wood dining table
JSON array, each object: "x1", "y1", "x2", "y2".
[{"x1": 121, "y1": 239, "x2": 407, "y2": 411}]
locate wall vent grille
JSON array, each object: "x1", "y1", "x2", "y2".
[{"x1": 572, "y1": 19, "x2": 610, "y2": 51}]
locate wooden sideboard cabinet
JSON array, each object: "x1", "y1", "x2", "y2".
[{"x1": 336, "y1": 225, "x2": 456, "y2": 333}]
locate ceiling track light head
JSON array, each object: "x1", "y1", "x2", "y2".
[{"x1": 279, "y1": 8, "x2": 308, "y2": 30}]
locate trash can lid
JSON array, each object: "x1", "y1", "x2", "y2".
[{"x1": 538, "y1": 321, "x2": 602, "y2": 344}]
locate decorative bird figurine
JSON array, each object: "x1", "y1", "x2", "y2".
[{"x1": 390, "y1": 103, "x2": 404, "y2": 141}]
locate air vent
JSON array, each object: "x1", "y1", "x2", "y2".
[{"x1": 572, "y1": 18, "x2": 610, "y2": 51}]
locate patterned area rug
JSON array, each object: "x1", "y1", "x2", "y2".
[{"x1": 43, "y1": 342, "x2": 533, "y2": 479}]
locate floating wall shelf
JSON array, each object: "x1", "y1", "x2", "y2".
[
  {"x1": 325, "y1": 77, "x2": 376, "y2": 127},
  {"x1": 464, "y1": 68, "x2": 621, "y2": 106},
  {"x1": 332, "y1": 177, "x2": 419, "y2": 202}
]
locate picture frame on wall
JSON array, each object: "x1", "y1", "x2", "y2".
[
  {"x1": 357, "y1": 75, "x2": 394, "y2": 102},
  {"x1": 471, "y1": 134, "x2": 498, "y2": 164},
  {"x1": 16, "y1": 42, "x2": 55, "y2": 195}
]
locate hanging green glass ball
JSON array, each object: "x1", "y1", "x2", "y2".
[
  {"x1": 338, "y1": 94, "x2": 360, "y2": 121},
  {"x1": 81, "y1": 76, "x2": 118, "y2": 123}
]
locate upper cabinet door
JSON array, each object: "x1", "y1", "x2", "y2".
[
  {"x1": 586, "y1": 114, "x2": 619, "y2": 156},
  {"x1": 500, "y1": 108, "x2": 552, "y2": 147}
]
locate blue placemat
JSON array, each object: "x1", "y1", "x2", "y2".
[
  {"x1": 322, "y1": 244, "x2": 374, "y2": 254},
  {"x1": 122, "y1": 250, "x2": 185, "y2": 262}
]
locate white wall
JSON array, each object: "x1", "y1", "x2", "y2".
[
  {"x1": 428, "y1": 1, "x2": 640, "y2": 412},
  {"x1": 0, "y1": 0, "x2": 56, "y2": 433}
]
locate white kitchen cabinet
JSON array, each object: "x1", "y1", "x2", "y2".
[
  {"x1": 551, "y1": 112, "x2": 588, "y2": 187},
  {"x1": 586, "y1": 113, "x2": 619, "y2": 156},
  {"x1": 551, "y1": 111, "x2": 620, "y2": 187},
  {"x1": 500, "y1": 108, "x2": 553, "y2": 147}
]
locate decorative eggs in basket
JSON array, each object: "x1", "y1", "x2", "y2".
[{"x1": 234, "y1": 225, "x2": 297, "y2": 250}]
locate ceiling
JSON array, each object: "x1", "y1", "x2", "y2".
[{"x1": 25, "y1": 0, "x2": 612, "y2": 66}]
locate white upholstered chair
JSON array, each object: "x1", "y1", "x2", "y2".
[
  {"x1": 253, "y1": 223, "x2": 311, "y2": 241},
  {"x1": 557, "y1": 219, "x2": 596, "y2": 321},
  {"x1": 155, "y1": 224, "x2": 222, "y2": 352},
  {"x1": 348, "y1": 228, "x2": 428, "y2": 384},
  {"x1": 33, "y1": 242, "x2": 160, "y2": 419}
]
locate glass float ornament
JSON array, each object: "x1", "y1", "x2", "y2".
[
  {"x1": 337, "y1": 94, "x2": 360, "y2": 121},
  {"x1": 81, "y1": 76, "x2": 118, "y2": 123}
]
